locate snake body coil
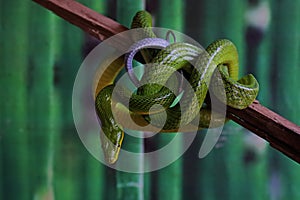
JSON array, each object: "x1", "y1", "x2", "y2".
[{"x1": 95, "y1": 11, "x2": 259, "y2": 164}]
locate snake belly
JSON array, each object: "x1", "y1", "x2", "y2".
[{"x1": 94, "y1": 10, "x2": 259, "y2": 164}]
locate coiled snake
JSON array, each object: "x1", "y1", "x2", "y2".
[{"x1": 95, "y1": 11, "x2": 259, "y2": 164}]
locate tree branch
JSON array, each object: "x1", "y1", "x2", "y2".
[{"x1": 33, "y1": 0, "x2": 300, "y2": 164}]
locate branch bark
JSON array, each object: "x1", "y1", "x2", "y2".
[{"x1": 32, "y1": 0, "x2": 300, "y2": 164}]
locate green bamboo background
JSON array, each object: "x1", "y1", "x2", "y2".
[{"x1": 1, "y1": 0, "x2": 300, "y2": 199}]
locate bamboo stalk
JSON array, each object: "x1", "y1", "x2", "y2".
[
  {"x1": 0, "y1": 4, "x2": 3, "y2": 198},
  {"x1": 243, "y1": 1, "x2": 272, "y2": 199},
  {"x1": 52, "y1": 8, "x2": 85, "y2": 200},
  {"x1": 48, "y1": 89, "x2": 61, "y2": 200},
  {"x1": 98, "y1": 2, "x2": 120, "y2": 195},
  {"x1": 219, "y1": 1, "x2": 247, "y2": 199},
  {"x1": 183, "y1": 3, "x2": 208, "y2": 199},
  {"x1": 0, "y1": 146, "x2": 2, "y2": 200},
  {"x1": 248, "y1": 0, "x2": 272, "y2": 106},
  {"x1": 32, "y1": 0, "x2": 300, "y2": 164},
  {"x1": 154, "y1": 1, "x2": 183, "y2": 199},
  {"x1": 84, "y1": 156, "x2": 104, "y2": 199},
  {"x1": 80, "y1": 1, "x2": 107, "y2": 199},
  {"x1": 115, "y1": 1, "x2": 145, "y2": 200},
  {"x1": 27, "y1": 3, "x2": 56, "y2": 199},
  {"x1": 0, "y1": 0, "x2": 3, "y2": 189},
  {"x1": 196, "y1": 1, "x2": 224, "y2": 199},
  {"x1": 270, "y1": 1, "x2": 300, "y2": 199},
  {"x1": 0, "y1": 1, "x2": 30, "y2": 199}
]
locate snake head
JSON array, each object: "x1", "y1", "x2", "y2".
[
  {"x1": 95, "y1": 85, "x2": 124, "y2": 164},
  {"x1": 100, "y1": 126, "x2": 124, "y2": 164}
]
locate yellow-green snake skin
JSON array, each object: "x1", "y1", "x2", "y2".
[{"x1": 95, "y1": 11, "x2": 259, "y2": 164}]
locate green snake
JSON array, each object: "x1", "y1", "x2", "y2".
[{"x1": 95, "y1": 11, "x2": 259, "y2": 164}]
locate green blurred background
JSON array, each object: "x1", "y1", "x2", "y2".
[{"x1": 1, "y1": 0, "x2": 300, "y2": 199}]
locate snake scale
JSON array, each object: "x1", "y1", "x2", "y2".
[{"x1": 95, "y1": 11, "x2": 259, "y2": 164}]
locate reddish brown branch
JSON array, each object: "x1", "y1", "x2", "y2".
[
  {"x1": 227, "y1": 100, "x2": 300, "y2": 163},
  {"x1": 32, "y1": 0, "x2": 127, "y2": 41},
  {"x1": 33, "y1": 0, "x2": 300, "y2": 164}
]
